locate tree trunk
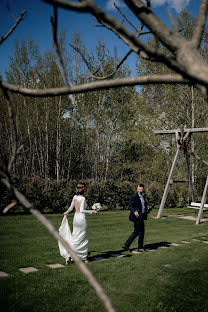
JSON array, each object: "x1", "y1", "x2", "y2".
[
  {"x1": 56, "y1": 97, "x2": 61, "y2": 182},
  {"x1": 45, "y1": 100, "x2": 49, "y2": 188}
]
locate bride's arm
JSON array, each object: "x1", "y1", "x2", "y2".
[
  {"x1": 80, "y1": 197, "x2": 97, "y2": 214},
  {"x1": 64, "y1": 196, "x2": 75, "y2": 215}
]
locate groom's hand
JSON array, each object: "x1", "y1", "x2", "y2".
[
  {"x1": 134, "y1": 211, "x2": 139, "y2": 217},
  {"x1": 148, "y1": 205, "x2": 153, "y2": 211}
]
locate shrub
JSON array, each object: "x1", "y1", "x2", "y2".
[
  {"x1": 146, "y1": 181, "x2": 163, "y2": 207},
  {"x1": 0, "y1": 184, "x2": 14, "y2": 214},
  {"x1": 86, "y1": 182, "x2": 104, "y2": 207},
  {"x1": 45, "y1": 181, "x2": 77, "y2": 213},
  {"x1": 19, "y1": 178, "x2": 47, "y2": 213},
  {"x1": 117, "y1": 181, "x2": 135, "y2": 209},
  {"x1": 101, "y1": 180, "x2": 119, "y2": 210}
]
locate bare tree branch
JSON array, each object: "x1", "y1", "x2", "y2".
[
  {"x1": 168, "y1": 9, "x2": 178, "y2": 33},
  {"x1": 124, "y1": 0, "x2": 181, "y2": 51},
  {"x1": 3, "y1": 199, "x2": 17, "y2": 214},
  {"x1": 0, "y1": 74, "x2": 190, "y2": 97},
  {"x1": 139, "y1": 30, "x2": 152, "y2": 36},
  {"x1": 114, "y1": 1, "x2": 138, "y2": 32},
  {"x1": 94, "y1": 17, "x2": 140, "y2": 54},
  {"x1": 192, "y1": 0, "x2": 208, "y2": 48},
  {"x1": 188, "y1": 150, "x2": 208, "y2": 166},
  {"x1": 51, "y1": 5, "x2": 69, "y2": 85},
  {"x1": 44, "y1": 0, "x2": 160, "y2": 56},
  {"x1": 2, "y1": 0, "x2": 208, "y2": 98},
  {"x1": 44, "y1": 0, "x2": 91, "y2": 12},
  {"x1": 0, "y1": 10, "x2": 26, "y2": 45},
  {"x1": 72, "y1": 22, "x2": 145, "y2": 80},
  {"x1": 94, "y1": 24, "x2": 145, "y2": 80},
  {"x1": 0, "y1": 173, "x2": 115, "y2": 312},
  {"x1": 69, "y1": 43, "x2": 97, "y2": 72},
  {"x1": 44, "y1": 0, "x2": 208, "y2": 94},
  {"x1": 124, "y1": 0, "x2": 208, "y2": 88}
]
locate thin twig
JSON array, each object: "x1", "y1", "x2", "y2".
[
  {"x1": 73, "y1": 23, "x2": 144, "y2": 80},
  {"x1": 139, "y1": 30, "x2": 152, "y2": 36},
  {"x1": 69, "y1": 43, "x2": 103, "y2": 79},
  {"x1": 69, "y1": 43, "x2": 94, "y2": 71},
  {"x1": 168, "y1": 9, "x2": 178, "y2": 33},
  {"x1": 114, "y1": 2, "x2": 138, "y2": 32},
  {"x1": 16, "y1": 144, "x2": 24, "y2": 155},
  {"x1": 94, "y1": 17, "x2": 139, "y2": 54},
  {"x1": 95, "y1": 24, "x2": 145, "y2": 80},
  {"x1": 0, "y1": 10, "x2": 26, "y2": 45},
  {"x1": 3, "y1": 200, "x2": 17, "y2": 214},
  {"x1": 51, "y1": 5, "x2": 69, "y2": 85},
  {"x1": 0, "y1": 173, "x2": 116, "y2": 312}
]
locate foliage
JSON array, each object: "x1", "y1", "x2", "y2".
[
  {"x1": 44, "y1": 182, "x2": 70, "y2": 213},
  {"x1": 146, "y1": 181, "x2": 163, "y2": 207},
  {"x1": 19, "y1": 178, "x2": 47, "y2": 213}
]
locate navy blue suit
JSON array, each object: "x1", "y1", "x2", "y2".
[{"x1": 124, "y1": 192, "x2": 148, "y2": 250}]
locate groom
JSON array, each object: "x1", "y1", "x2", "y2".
[{"x1": 122, "y1": 183, "x2": 151, "y2": 253}]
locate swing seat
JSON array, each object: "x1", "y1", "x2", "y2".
[{"x1": 187, "y1": 202, "x2": 208, "y2": 211}]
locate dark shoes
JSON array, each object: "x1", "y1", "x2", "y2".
[
  {"x1": 138, "y1": 248, "x2": 146, "y2": 253},
  {"x1": 65, "y1": 257, "x2": 74, "y2": 264},
  {"x1": 122, "y1": 245, "x2": 131, "y2": 252},
  {"x1": 122, "y1": 245, "x2": 147, "y2": 253}
]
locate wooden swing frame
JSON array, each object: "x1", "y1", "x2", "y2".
[{"x1": 154, "y1": 125, "x2": 208, "y2": 224}]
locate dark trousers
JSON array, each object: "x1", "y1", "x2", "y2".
[{"x1": 124, "y1": 220, "x2": 145, "y2": 249}]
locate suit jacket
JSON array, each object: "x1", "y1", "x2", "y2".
[{"x1": 128, "y1": 192, "x2": 148, "y2": 222}]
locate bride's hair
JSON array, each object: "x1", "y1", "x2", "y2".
[{"x1": 76, "y1": 182, "x2": 86, "y2": 195}]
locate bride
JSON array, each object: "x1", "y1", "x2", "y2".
[{"x1": 58, "y1": 182, "x2": 98, "y2": 264}]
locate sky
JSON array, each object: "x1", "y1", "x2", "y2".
[{"x1": 0, "y1": 0, "x2": 202, "y2": 80}]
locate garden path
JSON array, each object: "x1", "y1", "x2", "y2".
[{"x1": 1, "y1": 238, "x2": 207, "y2": 277}]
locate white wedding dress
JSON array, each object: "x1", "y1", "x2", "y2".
[{"x1": 58, "y1": 195, "x2": 94, "y2": 261}]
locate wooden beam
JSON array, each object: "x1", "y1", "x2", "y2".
[
  {"x1": 185, "y1": 152, "x2": 195, "y2": 203},
  {"x1": 172, "y1": 180, "x2": 189, "y2": 183},
  {"x1": 154, "y1": 127, "x2": 208, "y2": 135},
  {"x1": 157, "y1": 146, "x2": 181, "y2": 218},
  {"x1": 196, "y1": 175, "x2": 208, "y2": 224}
]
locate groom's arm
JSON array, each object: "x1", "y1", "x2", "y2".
[
  {"x1": 129, "y1": 195, "x2": 139, "y2": 217},
  {"x1": 128, "y1": 195, "x2": 135, "y2": 212}
]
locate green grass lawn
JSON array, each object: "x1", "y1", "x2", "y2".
[{"x1": 0, "y1": 208, "x2": 208, "y2": 312}]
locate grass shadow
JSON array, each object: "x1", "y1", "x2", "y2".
[
  {"x1": 144, "y1": 241, "x2": 172, "y2": 250},
  {"x1": 88, "y1": 249, "x2": 133, "y2": 262},
  {"x1": 88, "y1": 241, "x2": 172, "y2": 261}
]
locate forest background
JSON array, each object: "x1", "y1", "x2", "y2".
[{"x1": 1, "y1": 8, "x2": 208, "y2": 214}]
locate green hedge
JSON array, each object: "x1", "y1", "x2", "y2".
[{"x1": 0, "y1": 177, "x2": 194, "y2": 214}]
